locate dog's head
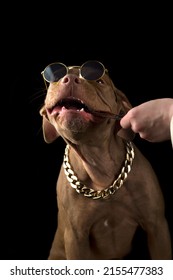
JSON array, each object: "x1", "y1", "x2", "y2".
[{"x1": 40, "y1": 61, "x2": 135, "y2": 144}]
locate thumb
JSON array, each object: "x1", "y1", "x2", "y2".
[{"x1": 120, "y1": 112, "x2": 131, "y2": 129}]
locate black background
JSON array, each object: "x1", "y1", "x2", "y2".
[{"x1": 1, "y1": 3, "x2": 173, "y2": 260}]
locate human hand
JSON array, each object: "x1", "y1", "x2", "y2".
[{"x1": 120, "y1": 98, "x2": 173, "y2": 143}]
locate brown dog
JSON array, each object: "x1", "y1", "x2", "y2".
[{"x1": 40, "y1": 61, "x2": 172, "y2": 260}]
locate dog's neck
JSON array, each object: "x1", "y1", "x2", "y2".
[{"x1": 64, "y1": 133, "x2": 127, "y2": 190}]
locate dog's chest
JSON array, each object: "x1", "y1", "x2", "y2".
[{"x1": 59, "y1": 181, "x2": 137, "y2": 231}]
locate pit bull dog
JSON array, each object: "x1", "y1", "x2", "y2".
[{"x1": 40, "y1": 60, "x2": 172, "y2": 260}]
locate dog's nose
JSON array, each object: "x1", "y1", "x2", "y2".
[{"x1": 61, "y1": 74, "x2": 81, "y2": 85}]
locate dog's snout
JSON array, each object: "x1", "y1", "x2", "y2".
[{"x1": 61, "y1": 74, "x2": 81, "y2": 85}]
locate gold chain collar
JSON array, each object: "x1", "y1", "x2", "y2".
[{"x1": 63, "y1": 141, "x2": 135, "y2": 200}]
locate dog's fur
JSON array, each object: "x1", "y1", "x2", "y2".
[{"x1": 40, "y1": 65, "x2": 172, "y2": 260}]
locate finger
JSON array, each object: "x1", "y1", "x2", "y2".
[{"x1": 120, "y1": 113, "x2": 132, "y2": 129}]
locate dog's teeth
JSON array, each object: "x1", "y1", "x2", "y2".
[
  {"x1": 80, "y1": 108, "x2": 84, "y2": 111},
  {"x1": 62, "y1": 106, "x2": 66, "y2": 110}
]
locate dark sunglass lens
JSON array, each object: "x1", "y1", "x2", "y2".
[
  {"x1": 43, "y1": 63, "x2": 67, "y2": 82},
  {"x1": 81, "y1": 61, "x2": 105, "y2": 80}
]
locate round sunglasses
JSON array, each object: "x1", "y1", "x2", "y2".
[{"x1": 41, "y1": 60, "x2": 108, "y2": 83}]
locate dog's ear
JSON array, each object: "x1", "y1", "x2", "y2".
[
  {"x1": 39, "y1": 106, "x2": 59, "y2": 143},
  {"x1": 115, "y1": 88, "x2": 136, "y2": 141}
]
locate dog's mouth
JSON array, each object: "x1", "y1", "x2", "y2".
[
  {"x1": 47, "y1": 97, "x2": 123, "y2": 120},
  {"x1": 47, "y1": 98, "x2": 92, "y2": 115}
]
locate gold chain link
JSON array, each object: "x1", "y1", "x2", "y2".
[{"x1": 63, "y1": 141, "x2": 135, "y2": 200}]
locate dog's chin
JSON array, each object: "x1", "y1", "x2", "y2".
[
  {"x1": 51, "y1": 110, "x2": 104, "y2": 143},
  {"x1": 57, "y1": 110, "x2": 96, "y2": 133}
]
